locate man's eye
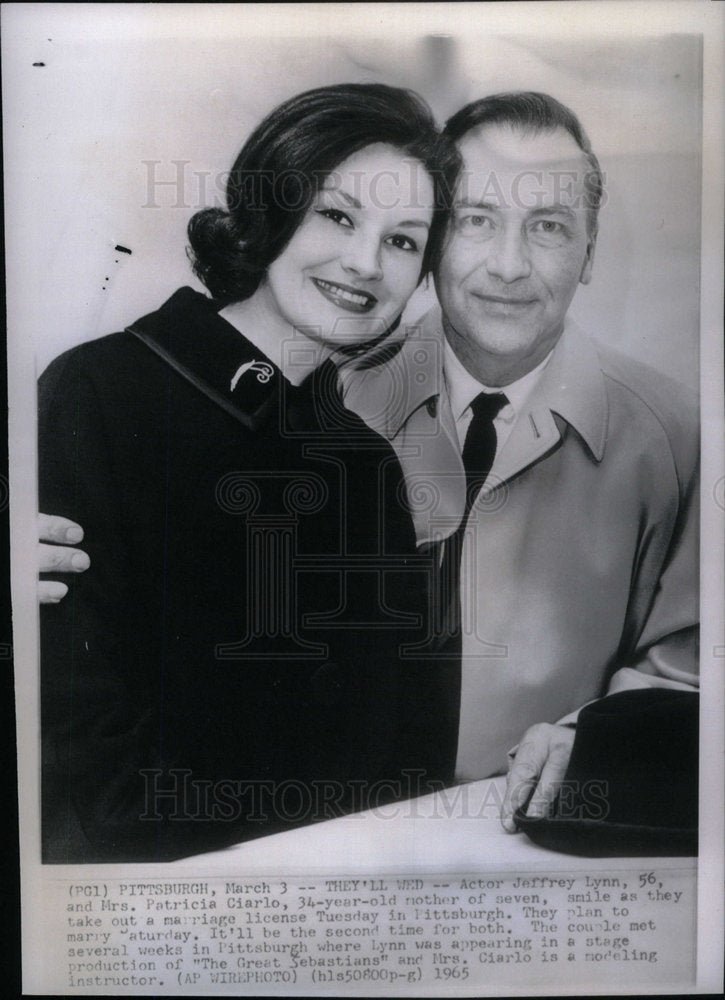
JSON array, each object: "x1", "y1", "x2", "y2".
[
  {"x1": 316, "y1": 208, "x2": 353, "y2": 228},
  {"x1": 531, "y1": 220, "x2": 565, "y2": 234},
  {"x1": 458, "y1": 214, "x2": 493, "y2": 231},
  {"x1": 529, "y1": 219, "x2": 571, "y2": 246},
  {"x1": 386, "y1": 233, "x2": 419, "y2": 252}
]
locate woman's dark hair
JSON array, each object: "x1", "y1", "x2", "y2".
[{"x1": 188, "y1": 83, "x2": 459, "y2": 304}]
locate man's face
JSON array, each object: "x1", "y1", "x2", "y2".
[{"x1": 435, "y1": 123, "x2": 596, "y2": 384}]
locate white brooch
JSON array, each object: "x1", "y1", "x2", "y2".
[{"x1": 230, "y1": 360, "x2": 275, "y2": 391}]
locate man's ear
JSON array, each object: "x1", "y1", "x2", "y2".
[{"x1": 579, "y1": 232, "x2": 597, "y2": 285}]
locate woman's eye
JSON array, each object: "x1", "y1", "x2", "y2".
[
  {"x1": 316, "y1": 208, "x2": 353, "y2": 228},
  {"x1": 386, "y1": 233, "x2": 419, "y2": 253}
]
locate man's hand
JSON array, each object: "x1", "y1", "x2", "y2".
[
  {"x1": 501, "y1": 723, "x2": 576, "y2": 832},
  {"x1": 38, "y1": 513, "x2": 90, "y2": 603}
]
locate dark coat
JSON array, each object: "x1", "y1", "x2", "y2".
[{"x1": 39, "y1": 288, "x2": 439, "y2": 863}]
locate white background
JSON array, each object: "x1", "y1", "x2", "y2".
[{"x1": 2, "y1": 4, "x2": 704, "y2": 386}]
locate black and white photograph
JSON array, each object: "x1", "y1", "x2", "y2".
[{"x1": 4, "y1": 2, "x2": 723, "y2": 995}]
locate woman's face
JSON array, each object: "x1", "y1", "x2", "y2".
[{"x1": 261, "y1": 143, "x2": 434, "y2": 347}]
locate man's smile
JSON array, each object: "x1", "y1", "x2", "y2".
[
  {"x1": 470, "y1": 291, "x2": 537, "y2": 309},
  {"x1": 312, "y1": 278, "x2": 378, "y2": 313}
]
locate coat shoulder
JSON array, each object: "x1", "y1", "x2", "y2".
[
  {"x1": 40, "y1": 330, "x2": 154, "y2": 394},
  {"x1": 39, "y1": 287, "x2": 214, "y2": 394},
  {"x1": 594, "y1": 341, "x2": 699, "y2": 485}
]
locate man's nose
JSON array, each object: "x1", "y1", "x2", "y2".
[
  {"x1": 341, "y1": 234, "x2": 383, "y2": 281},
  {"x1": 485, "y1": 225, "x2": 532, "y2": 283}
]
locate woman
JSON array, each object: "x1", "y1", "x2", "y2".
[{"x1": 39, "y1": 83, "x2": 459, "y2": 862}]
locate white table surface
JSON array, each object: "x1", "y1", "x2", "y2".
[{"x1": 163, "y1": 776, "x2": 693, "y2": 876}]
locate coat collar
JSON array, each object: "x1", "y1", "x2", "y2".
[
  {"x1": 125, "y1": 287, "x2": 284, "y2": 431},
  {"x1": 343, "y1": 304, "x2": 609, "y2": 463},
  {"x1": 339, "y1": 306, "x2": 446, "y2": 440},
  {"x1": 532, "y1": 315, "x2": 608, "y2": 463}
]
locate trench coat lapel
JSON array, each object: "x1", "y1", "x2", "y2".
[{"x1": 487, "y1": 319, "x2": 608, "y2": 486}]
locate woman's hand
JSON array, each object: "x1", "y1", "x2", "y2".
[{"x1": 38, "y1": 514, "x2": 90, "y2": 603}]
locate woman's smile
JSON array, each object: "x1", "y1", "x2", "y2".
[
  {"x1": 260, "y1": 142, "x2": 434, "y2": 348},
  {"x1": 311, "y1": 277, "x2": 378, "y2": 313}
]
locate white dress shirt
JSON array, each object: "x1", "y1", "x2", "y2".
[{"x1": 443, "y1": 338, "x2": 553, "y2": 457}]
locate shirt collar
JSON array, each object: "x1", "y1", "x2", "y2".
[{"x1": 443, "y1": 335, "x2": 553, "y2": 424}]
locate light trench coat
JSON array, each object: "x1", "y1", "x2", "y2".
[{"x1": 342, "y1": 307, "x2": 699, "y2": 780}]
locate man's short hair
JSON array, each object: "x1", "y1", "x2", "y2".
[{"x1": 443, "y1": 91, "x2": 604, "y2": 236}]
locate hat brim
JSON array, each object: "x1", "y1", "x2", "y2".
[{"x1": 514, "y1": 809, "x2": 697, "y2": 857}]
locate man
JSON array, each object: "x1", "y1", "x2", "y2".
[
  {"x1": 39, "y1": 92, "x2": 699, "y2": 835},
  {"x1": 341, "y1": 91, "x2": 699, "y2": 829}
]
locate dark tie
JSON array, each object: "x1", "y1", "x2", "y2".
[
  {"x1": 418, "y1": 390, "x2": 508, "y2": 777},
  {"x1": 461, "y1": 391, "x2": 509, "y2": 514},
  {"x1": 437, "y1": 391, "x2": 508, "y2": 642}
]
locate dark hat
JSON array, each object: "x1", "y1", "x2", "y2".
[{"x1": 515, "y1": 688, "x2": 698, "y2": 857}]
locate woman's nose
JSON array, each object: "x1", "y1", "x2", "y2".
[{"x1": 341, "y1": 234, "x2": 383, "y2": 281}]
